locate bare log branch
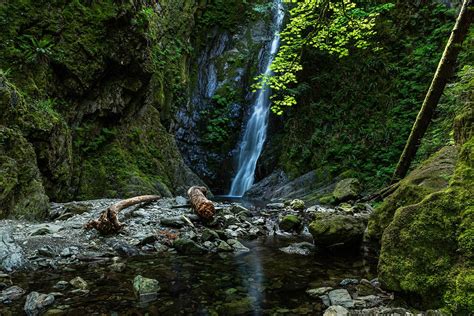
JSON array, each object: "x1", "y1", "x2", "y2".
[
  {"x1": 84, "y1": 195, "x2": 160, "y2": 235},
  {"x1": 187, "y1": 186, "x2": 215, "y2": 220}
]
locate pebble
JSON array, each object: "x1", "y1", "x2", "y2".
[{"x1": 70, "y1": 276, "x2": 88, "y2": 290}]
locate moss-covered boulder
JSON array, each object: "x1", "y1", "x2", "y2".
[
  {"x1": 279, "y1": 214, "x2": 303, "y2": 232},
  {"x1": 377, "y1": 99, "x2": 473, "y2": 313},
  {"x1": 333, "y1": 178, "x2": 361, "y2": 202},
  {"x1": 0, "y1": 127, "x2": 49, "y2": 219},
  {"x1": 367, "y1": 146, "x2": 457, "y2": 240},
  {"x1": 308, "y1": 212, "x2": 367, "y2": 249}
]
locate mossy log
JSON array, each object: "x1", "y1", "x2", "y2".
[
  {"x1": 187, "y1": 186, "x2": 215, "y2": 220},
  {"x1": 84, "y1": 195, "x2": 160, "y2": 234}
]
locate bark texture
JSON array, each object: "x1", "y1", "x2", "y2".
[
  {"x1": 84, "y1": 195, "x2": 160, "y2": 234},
  {"x1": 392, "y1": 0, "x2": 473, "y2": 182},
  {"x1": 187, "y1": 186, "x2": 215, "y2": 220}
]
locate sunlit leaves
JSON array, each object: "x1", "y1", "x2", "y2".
[{"x1": 260, "y1": 0, "x2": 394, "y2": 114}]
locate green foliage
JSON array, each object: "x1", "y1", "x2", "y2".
[
  {"x1": 274, "y1": 1, "x2": 457, "y2": 189},
  {"x1": 74, "y1": 125, "x2": 117, "y2": 154},
  {"x1": 202, "y1": 87, "x2": 237, "y2": 145},
  {"x1": 255, "y1": 0, "x2": 394, "y2": 114},
  {"x1": 18, "y1": 35, "x2": 54, "y2": 64}
]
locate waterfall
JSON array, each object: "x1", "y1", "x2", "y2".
[{"x1": 228, "y1": 0, "x2": 285, "y2": 197}]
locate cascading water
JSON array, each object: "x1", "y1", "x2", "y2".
[{"x1": 228, "y1": 0, "x2": 285, "y2": 197}]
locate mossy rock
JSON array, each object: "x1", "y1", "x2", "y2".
[
  {"x1": 367, "y1": 146, "x2": 457, "y2": 241},
  {"x1": 279, "y1": 215, "x2": 303, "y2": 232},
  {"x1": 333, "y1": 178, "x2": 361, "y2": 202},
  {"x1": 319, "y1": 194, "x2": 336, "y2": 205},
  {"x1": 308, "y1": 212, "x2": 367, "y2": 249},
  {"x1": 378, "y1": 136, "x2": 473, "y2": 312},
  {"x1": 0, "y1": 127, "x2": 49, "y2": 219}
]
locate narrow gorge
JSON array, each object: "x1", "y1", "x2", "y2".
[{"x1": 0, "y1": 0, "x2": 472, "y2": 315}]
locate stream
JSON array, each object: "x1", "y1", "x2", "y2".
[{"x1": 1, "y1": 236, "x2": 377, "y2": 315}]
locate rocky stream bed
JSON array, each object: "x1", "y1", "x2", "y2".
[{"x1": 0, "y1": 197, "x2": 447, "y2": 315}]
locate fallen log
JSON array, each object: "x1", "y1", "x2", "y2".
[
  {"x1": 84, "y1": 195, "x2": 160, "y2": 235},
  {"x1": 187, "y1": 186, "x2": 215, "y2": 220}
]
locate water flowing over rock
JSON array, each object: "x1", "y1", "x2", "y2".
[{"x1": 229, "y1": 0, "x2": 285, "y2": 197}]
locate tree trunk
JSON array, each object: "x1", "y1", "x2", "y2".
[
  {"x1": 84, "y1": 195, "x2": 160, "y2": 235},
  {"x1": 187, "y1": 186, "x2": 215, "y2": 220},
  {"x1": 392, "y1": 0, "x2": 473, "y2": 182}
]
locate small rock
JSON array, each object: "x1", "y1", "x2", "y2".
[
  {"x1": 37, "y1": 246, "x2": 55, "y2": 258},
  {"x1": 132, "y1": 210, "x2": 149, "y2": 218},
  {"x1": 69, "y1": 277, "x2": 88, "y2": 290},
  {"x1": 230, "y1": 204, "x2": 250, "y2": 215},
  {"x1": 306, "y1": 287, "x2": 333, "y2": 297},
  {"x1": 323, "y1": 305, "x2": 348, "y2": 316},
  {"x1": 358, "y1": 295, "x2": 383, "y2": 308},
  {"x1": 29, "y1": 224, "x2": 63, "y2": 236},
  {"x1": 109, "y1": 263, "x2": 126, "y2": 272},
  {"x1": 217, "y1": 241, "x2": 233, "y2": 252},
  {"x1": 201, "y1": 229, "x2": 219, "y2": 242},
  {"x1": 153, "y1": 242, "x2": 169, "y2": 253},
  {"x1": 0, "y1": 230, "x2": 25, "y2": 271},
  {"x1": 266, "y1": 203, "x2": 285, "y2": 209},
  {"x1": 175, "y1": 196, "x2": 187, "y2": 205},
  {"x1": 53, "y1": 281, "x2": 69, "y2": 290},
  {"x1": 112, "y1": 241, "x2": 140, "y2": 257},
  {"x1": 0, "y1": 285, "x2": 25, "y2": 303},
  {"x1": 173, "y1": 239, "x2": 206, "y2": 255},
  {"x1": 133, "y1": 275, "x2": 160, "y2": 303},
  {"x1": 227, "y1": 239, "x2": 250, "y2": 254},
  {"x1": 290, "y1": 199, "x2": 305, "y2": 210},
  {"x1": 328, "y1": 289, "x2": 354, "y2": 308},
  {"x1": 339, "y1": 278, "x2": 359, "y2": 286},
  {"x1": 320, "y1": 294, "x2": 331, "y2": 306},
  {"x1": 24, "y1": 292, "x2": 55, "y2": 316},
  {"x1": 160, "y1": 217, "x2": 184, "y2": 228},
  {"x1": 280, "y1": 242, "x2": 315, "y2": 256},
  {"x1": 60, "y1": 246, "x2": 79, "y2": 258},
  {"x1": 333, "y1": 178, "x2": 361, "y2": 202}
]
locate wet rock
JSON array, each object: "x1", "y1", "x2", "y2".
[
  {"x1": 153, "y1": 242, "x2": 169, "y2": 253},
  {"x1": 53, "y1": 281, "x2": 69, "y2": 290},
  {"x1": 0, "y1": 285, "x2": 25, "y2": 303},
  {"x1": 160, "y1": 217, "x2": 184, "y2": 228},
  {"x1": 290, "y1": 199, "x2": 305, "y2": 210},
  {"x1": 131, "y1": 209, "x2": 149, "y2": 218},
  {"x1": 328, "y1": 289, "x2": 354, "y2": 308},
  {"x1": 112, "y1": 241, "x2": 140, "y2": 257},
  {"x1": 60, "y1": 246, "x2": 79, "y2": 257},
  {"x1": 355, "y1": 282, "x2": 378, "y2": 296},
  {"x1": 37, "y1": 246, "x2": 56, "y2": 258},
  {"x1": 230, "y1": 204, "x2": 250, "y2": 215},
  {"x1": 309, "y1": 213, "x2": 367, "y2": 250},
  {"x1": 109, "y1": 262, "x2": 126, "y2": 272},
  {"x1": 323, "y1": 305, "x2": 348, "y2": 316},
  {"x1": 173, "y1": 238, "x2": 206, "y2": 255},
  {"x1": 0, "y1": 230, "x2": 25, "y2": 271},
  {"x1": 216, "y1": 297, "x2": 253, "y2": 315},
  {"x1": 175, "y1": 196, "x2": 187, "y2": 205},
  {"x1": 339, "y1": 278, "x2": 359, "y2": 286},
  {"x1": 217, "y1": 240, "x2": 233, "y2": 252},
  {"x1": 133, "y1": 275, "x2": 160, "y2": 303},
  {"x1": 320, "y1": 294, "x2": 331, "y2": 307},
  {"x1": 70, "y1": 277, "x2": 88, "y2": 290},
  {"x1": 306, "y1": 287, "x2": 333, "y2": 298},
  {"x1": 333, "y1": 178, "x2": 361, "y2": 202},
  {"x1": 279, "y1": 242, "x2": 315, "y2": 256},
  {"x1": 357, "y1": 295, "x2": 383, "y2": 308},
  {"x1": 279, "y1": 215, "x2": 302, "y2": 232},
  {"x1": 24, "y1": 292, "x2": 55, "y2": 316},
  {"x1": 29, "y1": 224, "x2": 63, "y2": 236},
  {"x1": 201, "y1": 228, "x2": 219, "y2": 242},
  {"x1": 267, "y1": 202, "x2": 285, "y2": 209},
  {"x1": 227, "y1": 239, "x2": 249, "y2": 254}
]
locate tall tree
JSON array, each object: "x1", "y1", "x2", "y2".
[{"x1": 392, "y1": 0, "x2": 473, "y2": 182}]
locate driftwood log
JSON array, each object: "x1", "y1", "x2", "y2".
[
  {"x1": 84, "y1": 195, "x2": 160, "y2": 235},
  {"x1": 187, "y1": 186, "x2": 215, "y2": 220}
]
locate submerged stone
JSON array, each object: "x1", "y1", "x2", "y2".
[
  {"x1": 173, "y1": 238, "x2": 207, "y2": 255},
  {"x1": 24, "y1": 292, "x2": 55, "y2": 316},
  {"x1": 132, "y1": 275, "x2": 160, "y2": 303}
]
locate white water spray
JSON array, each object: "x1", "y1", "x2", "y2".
[{"x1": 229, "y1": 0, "x2": 284, "y2": 197}]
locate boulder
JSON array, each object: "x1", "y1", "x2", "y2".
[
  {"x1": 0, "y1": 229, "x2": 25, "y2": 271},
  {"x1": 279, "y1": 215, "x2": 303, "y2": 232},
  {"x1": 289, "y1": 199, "x2": 305, "y2": 210},
  {"x1": 333, "y1": 178, "x2": 361, "y2": 202},
  {"x1": 309, "y1": 213, "x2": 367, "y2": 249}
]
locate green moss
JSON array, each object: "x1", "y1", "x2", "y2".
[
  {"x1": 368, "y1": 146, "x2": 457, "y2": 240},
  {"x1": 378, "y1": 135, "x2": 473, "y2": 312},
  {"x1": 279, "y1": 215, "x2": 302, "y2": 232}
]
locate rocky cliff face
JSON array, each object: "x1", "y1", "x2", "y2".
[
  {"x1": 0, "y1": 0, "x2": 207, "y2": 218},
  {"x1": 174, "y1": 4, "x2": 274, "y2": 193}
]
